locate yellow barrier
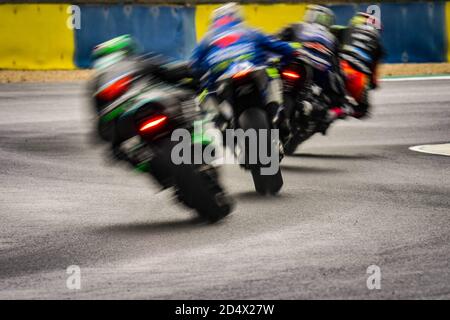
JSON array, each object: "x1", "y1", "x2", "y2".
[
  {"x1": 446, "y1": 2, "x2": 450, "y2": 62},
  {"x1": 0, "y1": 4, "x2": 75, "y2": 69},
  {"x1": 195, "y1": 4, "x2": 307, "y2": 42}
]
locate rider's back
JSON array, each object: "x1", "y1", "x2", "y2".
[
  {"x1": 280, "y1": 22, "x2": 337, "y2": 72},
  {"x1": 339, "y1": 24, "x2": 382, "y2": 75}
]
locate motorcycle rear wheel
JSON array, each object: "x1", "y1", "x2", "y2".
[
  {"x1": 152, "y1": 138, "x2": 233, "y2": 222},
  {"x1": 173, "y1": 163, "x2": 234, "y2": 223},
  {"x1": 238, "y1": 108, "x2": 283, "y2": 195}
]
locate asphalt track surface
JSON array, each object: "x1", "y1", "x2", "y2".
[{"x1": 0, "y1": 79, "x2": 449, "y2": 299}]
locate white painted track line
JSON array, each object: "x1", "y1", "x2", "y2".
[
  {"x1": 382, "y1": 76, "x2": 450, "y2": 82},
  {"x1": 409, "y1": 143, "x2": 450, "y2": 156}
]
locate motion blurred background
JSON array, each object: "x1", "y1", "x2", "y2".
[
  {"x1": 1, "y1": 1, "x2": 449, "y2": 300},
  {"x1": 0, "y1": 0, "x2": 449, "y2": 71}
]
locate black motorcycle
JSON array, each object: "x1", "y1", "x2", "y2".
[
  {"x1": 210, "y1": 61, "x2": 283, "y2": 195},
  {"x1": 89, "y1": 35, "x2": 233, "y2": 222},
  {"x1": 279, "y1": 56, "x2": 332, "y2": 155}
]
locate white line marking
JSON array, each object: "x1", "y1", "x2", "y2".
[
  {"x1": 409, "y1": 143, "x2": 450, "y2": 157},
  {"x1": 382, "y1": 76, "x2": 450, "y2": 82}
]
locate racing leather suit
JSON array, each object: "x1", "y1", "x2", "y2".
[
  {"x1": 332, "y1": 24, "x2": 384, "y2": 117},
  {"x1": 333, "y1": 24, "x2": 383, "y2": 88},
  {"x1": 190, "y1": 20, "x2": 296, "y2": 124},
  {"x1": 279, "y1": 22, "x2": 348, "y2": 113}
]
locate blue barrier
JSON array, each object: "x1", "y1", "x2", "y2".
[
  {"x1": 379, "y1": 2, "x2": 446, "y2": 63},
  {"x1": 75, "y1": 5, "x2": 196, "y2": 68},
  {"x1": 328, "y1": 4, "x2": 359, "y2": 26},
  {"x1": 73, "y1": 2, "x2": 448, "y2": 68},
  {"x1": 329, "y1": 2, "x2": 447, "y2": 63}
]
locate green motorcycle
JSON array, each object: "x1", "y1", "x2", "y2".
[{"x1": 90, "y1": 35, "x2": 233, "y2": 222}]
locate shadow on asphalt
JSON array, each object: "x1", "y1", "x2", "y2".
[
  {"x1": 288, "y1": 153, "x2": 375, "y2": 160},
  {"x1": 233, "y1": 190, "x2": 295, "y2": 201},
  {"x1": 279, "y1": 164, "x2": 346, "y2": 174},
  {"x1": 95, "y1": 217, "x2": 212, "y2": 235},
  {"x1": 0, "y1": 216, "x2": 223, "y2": 280}
]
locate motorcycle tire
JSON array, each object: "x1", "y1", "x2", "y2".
[
  {"x1": 238, "y1": 108, "x2": 283, "y2": 195},
  {"x1": 283, "y1": 136, "x2": 302, "y2": 156},
  {"x1": 153, "y1": 138, "x2": 233, "y2": 222},
  {"x1": 173, "y1": 163, "x2": 234, "y2": 223}
]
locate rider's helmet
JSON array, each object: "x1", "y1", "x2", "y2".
[
  {"x1": 303, "y1": 5, "x2": 335, "y2": 28},
  {"x1": 92, "y1": 34, "x2": 136, "y2": 59},
  {"x1": 350, "y1": 12, "x2": 383, "y2": 33},
  {"x1": 210, "y1": 2, "x2": 244, "y2": 29}
]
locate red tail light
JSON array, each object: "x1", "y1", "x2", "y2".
[
  {"x1": 139, "y1": 115, "x2": 168, "y2": 133},
  {"x1": 97, "y1": 75, "x2": 132, "y2": 101},
  {"x1": 282, "y1": 70, "x2": 300, "y2": 80},
  {"x1": 232, "y1": 69, "x2": 250, "y2": 79}
]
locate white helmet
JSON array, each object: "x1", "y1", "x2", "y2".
[
  {"x1": 304, "y1": 5, "x2": 335, "y2": 28},
  {"x1": 211, "y1": 2, "x2": 243, "y2": 28}
]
